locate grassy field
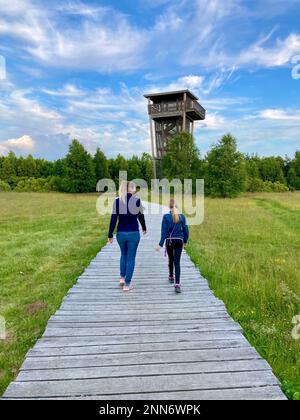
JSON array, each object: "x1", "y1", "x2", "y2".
[
  {"x1": 0, "y1": 192, "x2": 108, "y2": 395},
  {"x1": 0, "y1": 191, "x2": 299, "y2": 399},
  {"x1": 187, "y1": 192, "x2": 300, "y2": 400}
]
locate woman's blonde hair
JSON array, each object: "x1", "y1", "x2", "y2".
[
  {"x1": 170, "y1": 198, "x2": 180, "y2": 224},
  {"x1": 119, "y1": 180, "x2": 136, "y2": 203}
]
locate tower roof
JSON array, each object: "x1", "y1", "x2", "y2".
[{"x1": 144, "y1": 89, "x2": 198, "y2": 101}]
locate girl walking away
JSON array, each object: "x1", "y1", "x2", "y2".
[
  {"x1": 156, "y1": 199, "x2": 189, "y2": 293},
  {"x1": 108, "y1": 181, "x2": 147, "y2": 292}
]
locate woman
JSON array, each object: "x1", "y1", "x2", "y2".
[
  {"x1": 108, "y1": 181, "x2": 147, "y2": 292},
  {"x1": 155, "y1": 199, "x2": 189, "y2": 293}
]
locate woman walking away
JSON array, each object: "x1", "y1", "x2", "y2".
[
  {"x1": 155, "y1": 199, "x2": 189, "y2": 293},
  {"x1": 108, "y1": 181, "x2": 147, "y2": 292}
]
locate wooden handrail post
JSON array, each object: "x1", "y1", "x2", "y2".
[
  {"x1": 183, "y1": 92, "x2": 187, "y2": 131},
  {"x1": 148, "y1": 98, "x2": 157, "y2": 181}
]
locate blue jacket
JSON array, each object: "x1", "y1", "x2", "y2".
[
  {"x1": 108, "y1": 194, "x2": 146, "y2": 238},
  {"x1": 159, "y1": 212, "x2": 189, "y2": 247}
]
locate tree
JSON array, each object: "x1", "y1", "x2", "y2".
[
  {"x1": 287, "y1": 151, "x2": 300, "y2": 190},
  {"x1": 18, "y1": 154, "x2": 37, "y2": 177},
  {"x1": 258, "y1": 157, "x2": 285, "y2": 184},
  {"x1": 109, "y1": 154, "x2": 128, "y2": 186},
  {"x1": 162, "y1": 132, "x2": 200, "y2": 180},
  {"x1": 94, "y1": 148, "x2": 109, "y2": 181},
  {"x1": 245, "y1": 155, "x2": 262, "y2": 192},
  {"x1": 127, "y1": 155, "x2": 142, "y2": 180},
  {"x1": 0, "y1": 151, "x2": 17, "y2": 180},
  {"x1": 53, "y1": 159, "x2": 66, "y2": 177},
  {"x1": 140, "y1": 153, "x2": 153, "y2": 186},
  {"x1": 64, "y1": 140, "x2": 96, "y2": 193},
  {"x1": 206, "y1": 133, "x2": 247, "y2": 198}
]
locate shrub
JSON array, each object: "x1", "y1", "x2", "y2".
[
  {"x1": 261, "y1": 181, "x2": 289, "y2": 192},
  {"x1": 0, "y1": 180, "x2": 11, "y2": 191},
  {"x1": 269, "y1": 181, "x2": 289, "y2": 192},
  {"x1": 14, "y1": 177, "x2": 53, "y2": 192},
  {"x1": 246, "y1": 177, "x2": 265, "y2": 192}
]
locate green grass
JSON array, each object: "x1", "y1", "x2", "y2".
[
  {"x1": 1, "y1": 191, "x2": 300, "y2": 399},
  {"x1": 187, "y1": 192, "x2": 300, "y2": 400},
  {"x1": 0, "y1": 192, "x2": 108, "y2": 395}
]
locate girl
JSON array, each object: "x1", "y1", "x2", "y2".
[
  {"x1": 156, "y1": 199, "x2": 189, "y2": 293},
  {"x1": 108, "y1": 181, "x2": 147, "y2": 292}
]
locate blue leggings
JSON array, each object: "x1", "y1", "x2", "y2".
[{"x1": 116, "y1": 231, "x2": 140, "y2": 285}]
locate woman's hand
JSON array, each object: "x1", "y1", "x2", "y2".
[
  {"x1": 155, "y1": 245, "x2": 161, "y2": 252},
  {"x1": 108, "y1": 237, "x2": 113, "y2": 244},
  {"x1": 143, "y1": 230, "x2": 147, "y2": 235}
]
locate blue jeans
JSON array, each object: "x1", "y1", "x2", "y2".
[{"x1": 116, "y1": 231, "x2": 140, "y2": 285}]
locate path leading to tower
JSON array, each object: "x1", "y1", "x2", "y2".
[{"x1": 3, "y1": 202, "x2": 286, "y2": 400}]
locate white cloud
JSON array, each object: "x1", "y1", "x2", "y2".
[
  {"x1": 0, "y1": 0, "x2": 299, "y2": 77},
  {"x1": 237, "y1": 33, "x2": 300, "y2": 68},
  {"x1": 0, "y1": 0, "x2": 147, "y2": 72},
  {"x1": 0, "y1": 135, "x2": 35, "y2": 154},
  {"x1": 42, "y1": 84, "x2": 86, "y2": 97},
  {"x1": 199, "y1": 113, "x2": 226, "y2": 130},
  {"x1": 259, "y1": 108, "x2": 300, "y2": 122}
]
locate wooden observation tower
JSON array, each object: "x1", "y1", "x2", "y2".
[{"x1": 144, "y1": 90, "x2": 206, "y2": 178}]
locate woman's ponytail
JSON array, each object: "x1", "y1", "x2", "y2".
[{"x1": 119, "y1": 180, "x2": 128, "y2": 203}]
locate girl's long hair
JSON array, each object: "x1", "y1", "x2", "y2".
[{"x1": 170, "y1": 198, "x2": 180, "y2": 224}]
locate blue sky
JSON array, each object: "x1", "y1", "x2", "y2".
[{"x1": 0, "y1": 0, "x2": 299, "y2": 160}]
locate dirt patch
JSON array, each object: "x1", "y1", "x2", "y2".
[{"x1": 25, "y1": 301, "x2": 48, "y2": 316}]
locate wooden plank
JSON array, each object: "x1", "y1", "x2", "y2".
[
  {"x1": 43, "y1": 321, "x2": 241, "y2": 337},
  {"x1": 4, "y1": 371, "x2": 280, "y2": 398},
  {"x1": 3, "y1": 386, "x2": 285, "y2": 400},
  {"x1": 17, "y1": 359, "x2": 270, "y2": 382},
  {"x1": 22, "y1": 347, "x2": 260, "y2": 370},
  {"x1": 50, "y1": 311, "x2": 230, "y2": 322},
  {"x1": 55, "y1": 306, "x2": 227, "y2": 315},
  {"x1": 28, "y1": 338, "x2": 249, "y2": 357},
  {"x1": 17, "y1": 386, "x2": 284, "y2": 400},
  {"x1": 47, "y1": 317, "x2": 233, "y2": 327},
  {"x1": 33, "y1": 330, "x2": 245, "y2": 348}
]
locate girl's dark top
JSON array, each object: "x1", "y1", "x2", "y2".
[
  {"x1": 108, "y1": 193, "x2": 146, "y2": 238},
  {"x1": 159, "y1": 212, "x2": 189, "y2": 247}
]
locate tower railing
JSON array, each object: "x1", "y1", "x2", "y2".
[{"x1": 148, "y1": 100, "x2": 205, "y2": 119}]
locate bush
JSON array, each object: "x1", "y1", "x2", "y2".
[
  {"x1": 269, "y1": 181, "x2": 289, "y2": 192},
  {"x1": 246, "y1": 177, "x2": 265, "y2": 192},
  {"x1": 0, "y1": 180, "x2": 11, "y2": 191},
  {"x1": 47, "y1": 176, "x2": 69, "y2": 192},
  {"x1": 261, "y1": 181, "x2": 289, "y2": 192},
  {"x1": 246, "y1": 177, "x2": 289, "y2": 193},
  {"x1": 14, "y1": 177, "x2": 54, "y2": 192}
]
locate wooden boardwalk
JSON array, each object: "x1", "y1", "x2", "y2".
[{"x1": 3, "y1": 203, "x2": 286, "y2": 400}]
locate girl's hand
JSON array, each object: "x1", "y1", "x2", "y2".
[
  {"x1": 143, "y1": 230, "x2": 147, "y2": 235},
  {"x1": 108, "y1": 237, "x2": 113, "y2": 244},
  {"x1": 155, "y1": 245, "x2": 161, "y2": 252}
]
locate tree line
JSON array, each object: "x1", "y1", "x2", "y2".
[
  {"x1": 161, "y1": 132, "x2": 300, "y2": 197},
  {"x1": 0, "y1": 134, "x2": 299, "y2": 197},
  {"x1": 0, "y1": 140, "x2": 153, "y2": 193}
]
